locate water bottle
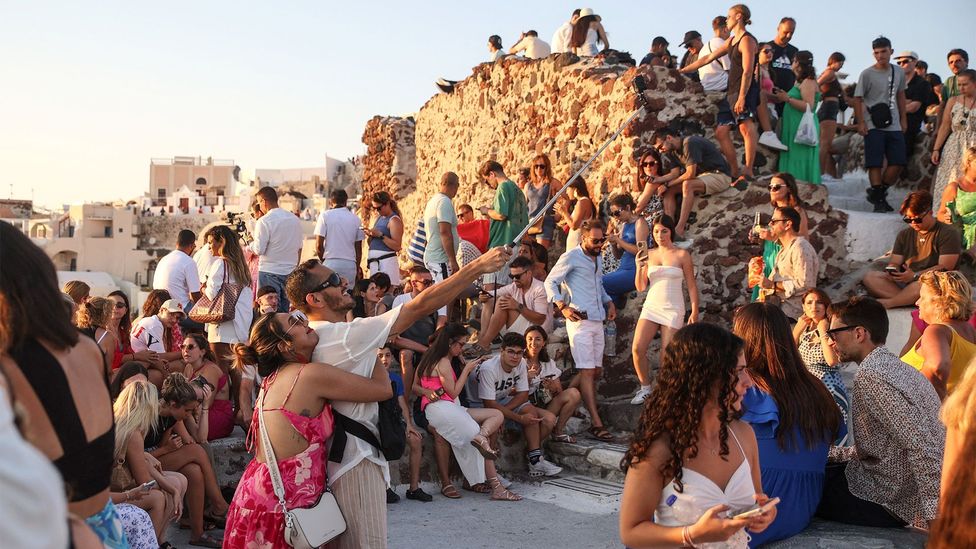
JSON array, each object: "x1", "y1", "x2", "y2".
[{"x1": 604, "y1": 321, "x2": 617, "y2": 356}]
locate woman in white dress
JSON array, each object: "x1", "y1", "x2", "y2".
[
  {"x1": 555, "y1": 178, "x2": 595, "y2": 251},
  {"x1": 203, "y1": 225, "x2": 254, "y2": 377},
  {"x1": 630, "y1": 215, "x2": 699, "y2": 405},
  {"x1": 619, "y1": 323, "x2": 776, "y2": 549},
  {"x1": 568, "y1": 9, "x2": 608, "y2": 57}
]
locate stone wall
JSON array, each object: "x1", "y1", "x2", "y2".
[{"x1": 360, "y1": 116, "x2": 417, "y2": 215}]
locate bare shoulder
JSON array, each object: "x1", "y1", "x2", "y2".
[{"x1": 730, "y1": 420, "x2": 759, "y2": 451}]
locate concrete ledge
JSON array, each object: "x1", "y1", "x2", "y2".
[
  {"x1": 765, "y1": 518, "x2": 927, "y2": 548},
  {"x1": 209, "y1": 433, "x2": 251, "y2": 493}
]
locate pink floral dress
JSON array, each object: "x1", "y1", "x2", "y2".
[{"x1": 223, "y1": 364, "x2": 334, "y2": 549}]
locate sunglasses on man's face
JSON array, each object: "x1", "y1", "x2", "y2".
[
  {"x1": 508, "y1": 270, "x2": 529, "y2": 279},
  {"x1": 587, "y1": 237, "x2": 607, "y2": 244},
  {"x1": 825, "y1": 325, "x2": 859, "y2": 341},
  {"x1": 903, "y1": 212, "x2": 929, "y2": 224},
  {"x1": 413, "y1": 278, "x2": 434, "y2": 287},
  {"x1": 768, "y1": 184, "x2": 785, "y2": 192},
  {"x1": 309, "y1": 272, "x2": 342, "y2": 294}
]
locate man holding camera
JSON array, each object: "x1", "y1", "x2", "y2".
[{"x1": 249, "y1": 186, "x2": 302, "y2": 312}]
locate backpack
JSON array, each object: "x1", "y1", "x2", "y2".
[{"x1": 328, "y1": 380, "x2": 406, "y2": 462}]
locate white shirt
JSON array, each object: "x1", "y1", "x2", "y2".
[
  {"x1": 193, "y1": 244, "x2": 217, "y2": 283},
  {"x1": 495, "y1": 277, "x2": 553, "y2": 334},
  {"x1": 204, "y1": 259, "x2": 253, "y2": 343},
  {"x1": 249, "y1": 207, "x2": 302, "y2": 275},
  {"x1": 474, "y1": 355, "x2": 529, "y2": 406},
  {"x1": 698, "y1": 36, "x2": 731, "y2": 92},
  {"x1": 153, "y1": 249, "x2": 200, "y2": 306},
  {"x1": 131, "y1": 315, "x2": 166, "y2": 353},
  {"x1": 511, "y1": 35, "x2": 552, "y2": 59},
  {"x1": 310, "y1": 306, "x2": 402, "y2": 484},
  {"x1": 392, "y1": 292, "x2": 446, "y2": 320},
  {"x1": 314, "y1": 207, "x2": 364, "y2": 263},
  {"x1": 551, "y1": 21, "x2": 573, "y2": 54}
]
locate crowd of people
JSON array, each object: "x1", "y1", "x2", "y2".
[{"x1": 1, "y1": 4, "x2": 975, "y2": 549}]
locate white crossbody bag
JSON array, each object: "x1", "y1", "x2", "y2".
[{"x1": 258, "y1": 402, "x2": 347, "y2": 548}]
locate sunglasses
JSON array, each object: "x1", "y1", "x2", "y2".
[
  {"x1": 508, "y1": 270, "x2": 529, "y2": 279},
  {"x1": 413, "y1": 278, "x2": 435, "y2": 287},
  {"x1": 533, "y1": 164, "x2": 547, "y2": 169},
  {"x1": 903, "y1": 213, "x2": 929, "y2": 224},
  {"x1": 181, "y1": 344, "x2": 198, "y2": 351},
  {"x1": 609, "y1": 209, "x2": 622, "y2": 217},
  {"x1": 503, "y1": 348, "x2": 525, "y2": 357},
  {"x1": 587, "y1": 237, "x2": 607, "y2": 244},
  {"x1": 768, "y1": 184, "x2": 785, "y2": 192},
  {"x1": 825, "y1": 325, "x2": 859, "y2": 341},
  {"x1": 896, "y1": 59, "x2": 913, "y2": 65},
  {"x1": 114, "y1": 302, "x2": 127, "y2": 309},
  {"x1": 641, "y1": 161, "x2": 658, "y2": 167},
  {"x1": 309, "y1": 272, "x2": 342, "y2": 293},
  {"x1": 768, "y1": 218, "x2": 788, "y2": 225},
  {"x1": 283, "y1": 310, "x2": 309, "y2": 339}
]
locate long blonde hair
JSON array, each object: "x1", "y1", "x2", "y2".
[
  {"x1": 931, "y1": 363, "x2": 976, "y2": 547},
  {"x1": 113, "y1": 380, "x2": 159, "y2": 461}
]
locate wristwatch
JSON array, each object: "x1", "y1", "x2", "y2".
[{"x1": 517, "y1": 303, "x2": 525, "y2": 313}]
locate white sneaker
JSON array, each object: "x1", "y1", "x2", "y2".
[
  {"x1": 496, "y1": 474, "x2": 512, "y2": 488},
  {"x1": 529, "y1": 458, "x2": 563, "y2": 477},
  {"x1": 630, "y1": 386, "x2": 652, "y2": 405},
  {"x1": 759, "y1": 131, "x2": 789, "y2": 151}
]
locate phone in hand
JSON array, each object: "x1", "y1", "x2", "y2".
[
  {"x1": 885, "y1": 265, "x2": 904, "y2": 275},
  {"x1": 733, "y1": 497, "x2": 780, "y2": 519},
  {"x1": 636, "y1": 241, "x2": 648, "y2": 262},
  {"x1": 140, "y1": 480, "x2": 158, "y2": 492}
]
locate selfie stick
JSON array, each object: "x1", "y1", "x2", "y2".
[{"x1": 510, "y1": 75, "x2": 651, "y2": 247}]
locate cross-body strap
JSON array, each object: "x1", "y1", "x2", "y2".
[
  {"x1": 328, "y1": 411, "x2": 382, "y2": 463},
  {"x1": 258, "y1": 401, "x2": 290, "y2": 513},
  {"x1": 888, "y1": 65, "x2": 895, "y2": 108}
]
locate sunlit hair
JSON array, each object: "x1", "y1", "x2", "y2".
[
  {"x1": 209, "y1": 225, "x2": 252, "y2": 288},
  {"x1": 634, "y1": 149, "x2": 663, "y2": 194},
  {"x1": 963, "y1": 145, "x2": 976, "y2": 170},
  {"x1": 76, "y1": 296, "x2": 113, "y2": 329},
  {"x1": 769, "y1": 172, "x2": 803, "y2": 209},
  {"x1": 931, "y1": 365, "x2": 976, "y2": 547},
  {"x1": 918, "y1": 271, "x2": 975, "y2": 321},
  {"x1": 234, "y1": 312, "x2": 296, "y2": 377},
  {"x1": 371, "y1": 190, "x2": 402, "y2": 217},
  {"x1": 729, "y1": 4, "x2": 752, "y2": 26},
  {"x1": 794, "y1": 50, "x2": 816, "y2": 82},
  {"x1": 160, "y1": 372, "x2": 197, "y2": 407},
  {"x1": 63, "y1": 280, "x2": 91, "y2": 305},
  {"x1": 113, "y1": 380, "x2": 159, "y2": 461},
  {"x1": 415, "y1": 323, "x2": 470, "y2": 380},
  {"x1": 530, "y1": 154, "x2": 554, "y2": 185},
  {"x1": 621, "y1": 323, "x2": 744, "y2": 492},
  {"x1": 733, "y1": 303, "x2": 841, "y2": 451},
  {"x1": 109, "y1": 361, "x2": 149, "y2": 401},
  {"x1": 569, "y1": 15, "x2": 598, "y2": 49}
]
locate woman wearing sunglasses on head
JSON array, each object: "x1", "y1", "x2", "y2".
[{"x1": 751, "y1": 172, "x2": 809, "y2": 302}]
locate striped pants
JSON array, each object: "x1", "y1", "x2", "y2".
[{"x1": 332, "y1": 460, "x2": 388, "y2": 549}]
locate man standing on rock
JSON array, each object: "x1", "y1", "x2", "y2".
[
  {"x1": 544, "y1": 219, "x2": 616, "y2": 442},
  {"x1": 286, "y1": 246, "x2": 512, "y2": 549},
  {"x1": 423, "y1": 172, "x2": 461, "y2": 283},
  {"x1": 250, "y1": 186, "x2": 302, "y2": 312}
]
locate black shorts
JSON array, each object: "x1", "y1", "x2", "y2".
[
  {"x1": 864, "y1": 130, "x2": 907, "y2": 168},
  {"x1": 818, "y1": 99, "x2": 840, "y2": 122}
]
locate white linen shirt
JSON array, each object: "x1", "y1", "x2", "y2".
[
  {"x1": 152, "y1": 249, "x2": 200, "y2": 306},
  {"x1": 314, "y1": 207, "x2": 365, "y2": 263},
  {"x1": 248, "y1": 207, "x2": 302, "y2": 275},
  {"x1": 551, "y1": 21, "x2": 573, "y2": 54},
  {"x1": 495, "y1": 277, "x2": 553, "y2": 334}
]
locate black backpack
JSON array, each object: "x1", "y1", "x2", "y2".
[{"x1": 328, "y1": 380, "x2": 406, "y2": 462}]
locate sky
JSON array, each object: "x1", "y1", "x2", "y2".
[{"x1": 2, "y1": 0, "x2": 972, "y2": 209}]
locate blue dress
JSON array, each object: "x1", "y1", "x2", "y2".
[
  {"x1": 741, "y1": 387, "x2": 843, "y2": 547},
  {"x1": 603, "y1": 220, "x2": 641, "y2": 303}
]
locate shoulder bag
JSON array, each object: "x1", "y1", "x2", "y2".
[
  {"x1": 259, "y1": 402, "x2": 346, "y2": 548},
  {"x1": 868, "y1": 65, "x2": 895, "y2": 129},
  {"x1": 188, "y1": 259, "x2": 242, "y2": 324}
]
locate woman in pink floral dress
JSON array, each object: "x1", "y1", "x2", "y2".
[{"x1": 222, "y1": 311, "x2": 393, "y2": 548}]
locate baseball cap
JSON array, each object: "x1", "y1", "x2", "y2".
[
  {"x1": 159, "y1": 299, "x2": 184, "y2": 314},
  {"x1": 893, "y1": 50, "x2": 919, "y2": 61},
  {"x1": 679, "y1": 31, "x2": 702, "y2": 48}
]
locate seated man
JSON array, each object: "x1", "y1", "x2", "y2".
[
  {"x1": 469, "y1": 333, "x2": 562, "y2": 477},
  {"x1": 653, "y1": 127, "x2": 735, "y2": 238},
  {"x1": 254, "y1": 285, "x2": 279, "y2": 315},
  {"x1": 757, "y1": 206, "x2": 818, "y2": 319},
  {"x1": 819, "y1": 296, "x2": 944, "y2": 528},
  {"x1": 130, "y1": 298, "x2": 185, "y2": 385},
  {"x1": 468, "y1": 256, "x2": 552, "y2": 357},
  {"x1": 862, "y1": 190, "x2": 961, "y2": 309}
]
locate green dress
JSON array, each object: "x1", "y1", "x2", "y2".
[
  {"x1": 778, "y1": 86, "x2": 821, "y2": 184},
  {"x1": 949, "y1": 186, "x2": 976, "y2": 250},
  {"x1": 751, "y1": 240, "x2": 782, "y2": 302}
]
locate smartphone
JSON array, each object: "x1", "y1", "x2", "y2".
[
  {"x1": 733, "y1": 497, "x2": 780, "y2": 519},
  {"x1": 636, "y1": 240, "x2": 648, "y2": 261},
  {"x1": 885, "y1": 265, "x2": 903, "y2": 274},
  {"x1": 140, "y1": 480, "x2": 158, "y2": 492}
]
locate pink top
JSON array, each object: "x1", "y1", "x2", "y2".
[{"x1": 420, "y1": 363, "x2": 456, "y2": 411}]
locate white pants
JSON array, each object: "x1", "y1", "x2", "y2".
[
  {"x1": 424, "y1": 400, "x2": 486, "y2": 485},
  {"x1": 368, "y1": 249, "x2": 401, "y2": 285},
  {"x1": 425, "y1": 261, "x2": 453, "y2": 284},
  {"x1": 566, "y1": 319, "x2": 605, "y2": 369}
]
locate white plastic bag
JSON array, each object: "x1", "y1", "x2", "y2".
[{"x1": 794, "y1": 104, "x2": 818, "y2": 146}]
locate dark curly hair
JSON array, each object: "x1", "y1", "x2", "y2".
[{"x1": 621, "y1": 323, "x2": 744, "y2": 492}]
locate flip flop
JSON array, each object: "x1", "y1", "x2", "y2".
[
  {"x1": 440, "y1": 484, "x2": 461, "y2": 499},
  {"x1": 589, "y1": 426, "x2": 614, "y2": 442}
]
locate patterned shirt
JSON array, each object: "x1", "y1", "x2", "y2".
[
  {"x1": 772, "y1": 236, "x2": 819, "y2": 319},
  {"x1": 829, "y1": 346, "x2": 944, "y2": 527}
]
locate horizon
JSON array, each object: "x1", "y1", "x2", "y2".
[{"x1": 2, "y1": 0, "x2": 972, "y2": 209}]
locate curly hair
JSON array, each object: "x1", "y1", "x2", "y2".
[
  {"x1": 76, "y1": 296, "x2": 113, "y2": 329},
  {"x1": 621, "y1": 323, "x2": 744, "y2": 492}
]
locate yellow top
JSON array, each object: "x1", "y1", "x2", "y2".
[{"x1": 901, "y1": 323, "x2": 976, "y2": 395}]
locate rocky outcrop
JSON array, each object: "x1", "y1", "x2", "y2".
[{"x1": 360, "y1": 116, "x2": 417, "y2": 206}]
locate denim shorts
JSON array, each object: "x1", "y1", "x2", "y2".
[
  {"x1": 817, "y1": 99, "x2": 840, "y2": 122},
  {"x1": 864, "y1": 129, "x2": 907, "y2": 168}
]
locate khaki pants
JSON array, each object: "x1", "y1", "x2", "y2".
[{"x1": 332, "y1": 460, "x2": 388, "y2": 549}]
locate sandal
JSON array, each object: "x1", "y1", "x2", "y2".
[
  {"x1": 159, "y1": 543, "x2": 176, "y2": 549},
  {"x1": 440, "y1": 484, "x2": 461, "y2": 499},
  {"x1": 470, "y1": 434, "x2": 500, "y2": 460},
  {"x1": 553, "y1": 433, "x2": 577, "y2": 443},
  {"x1": 462, "y1": 481, "x2": 492, "y2": 494},
  {"x1": 731, "y1": 174, "x2": 752, "y2": 192},
  {"x1": 180, "y1": 519, "x2": 218, "y2": 531},
  {"x1": 189, "y1": 533, "x2": 223, "y2": 548},
  {"x1": 488, "y1": 478, "x2": 522, "y2": 501},
  {"x1": 588, "y1": 426, "x2": 614, "y2": 442}
]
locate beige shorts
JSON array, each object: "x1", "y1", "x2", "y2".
[
  {"x1": 500, "y1": 314, "x2": 532, "y2": 337},
  {"x1": 698, "y1": 172, "x2": 733, "y2": 196}
]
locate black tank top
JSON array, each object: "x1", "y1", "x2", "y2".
[
  {"x1": 8, "y1": 338, "x2": 114, "y2": 502},
  {"x1": 727, "y1": 31, "x2": 758, "y2": 101}
]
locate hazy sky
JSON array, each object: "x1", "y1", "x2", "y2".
[{"x1": 2, "y1": 1, "x2": 972, "y2": 208}]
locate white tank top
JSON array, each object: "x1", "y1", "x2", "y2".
[{"x1": 654, "y1": 427, "x2": 755, "y2": 548}]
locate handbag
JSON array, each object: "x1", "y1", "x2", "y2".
[
  {"x1": 259, "y1": 400, "x2": 346, "y2": 548},
  {"x1": 110, "y1": 458, "x2": 137, "y2": 492},
  {"x1": 188, "y1": 259, "x2": 242, "y2": 324},
  {"x1": 794, "y1": 104, "x2": 818, "y2": 146},
  {"x1": 868, "y1": 65, "x2": 895, "y2": 129}
]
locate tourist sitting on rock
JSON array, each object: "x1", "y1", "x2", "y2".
[
  {"x1": 640, "y1": 36, "x2": 675, "y2": 68},
  {"x1": 172, "y1": 333, "x2": 235, "y2": 441},
  {"x1": 488, "y1": 35, "x2": 505, "y2": 62},
  {"x1": 466, "y1": 256, "x2": 552, "y2": 358},
  {"x1": 391, "y1": 266, "x2": 446, "y2": 396},
  {"x1": 603, "y1": 194, "x2": 650, "y2": 306},
  {"x1": 900, "y1": 271, "x2": 976, "y2": 400},
  {"x1": 792, "y1": 289, "x2": 850, "y2": 446},
  {"x1": 568, "y1": 8, "x2": 608, "y2": 57},
  {"x1": 254, "y1": 285, "x2": 278, "y2": 316},
  {"x1": 109, "y1": 361, "x2": 150, "y2": 401},
  {"x1": 131, "y1": 294, "x2": 185, "y2": 385},
  {"x1": 930, "y1": 362, "x2": 976, "y2": 547},
  {"x1": 550, "y1": 8, "x2": 580, "y2": 54},
  {"x1": 755, "y1": 207, "x2": 819, "y2": 320},
  {"x1": 862, "y1": 190, "x2": 961, "y2": 309},
  {"x1": 652, "y1": 127, "x2": 735, "y2": 239},
  {"x1": 347, "y1": 278, "x2": 389, "y2": 321},
  {"x1": 508, "y1": 30, "x2": 551, "y2": 60},
  {"x1": 751, "y1": 173, "x2": 809, "y2": 302},
  {"x1": 619, "y1": 323, "x2": 775, "y2": 548},
  {"x1": 76, "y1": 297, "x2": 120, "y2": 380},
  {"x1": 63, "y1": 279, "x2": 91, "y2": 307},
  {"x1": 937, "y1": 145, "x2": 976, "y2": 261},
  {"x1": 544, "y1": 220, "x2": 616, "y2": 441},
  {"x1": 518, "y1": 239, "x2": 548, "y2": 280},
  {"x1": 524, "y1": 325, "x2": 581, "y2": 443},
  {"x1": 733, "y1": 303, "x2": 844, "y2": 546},
  {"x1": 631, "y1": 214, "x2": 699, "y2": 405},
  {"x1": 377, "y1": 345, "x2": 432, "y2": 503},
  {"x1": 819, "y1": 296, "x2": 944, "y2": 529},
  {"x1": 469, "y1": 332, "x2": 562, "y2": 478}
]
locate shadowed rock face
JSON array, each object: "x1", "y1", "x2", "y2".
[{"x1": 358, "y1": 54, "x2": 930, "y2": 397}]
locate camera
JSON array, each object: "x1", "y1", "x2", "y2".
[
  {"x1": 192, "y1": 375, "x2": 214, "y2": 392},
  {"x1": 225, "y1": 211, "x2": 252, "y2": 243}
]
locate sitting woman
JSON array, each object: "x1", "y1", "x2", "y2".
[
  {"x1": 524, "y1": 325, "x2": 582, "y2": 443},
  {"x1": 108, "y1": 290, "x2": 160, "y2": 383},
  {"x1": 603, "y1": 193, "x2": 650, "y2": 306},
  {"x1": 172, "y1": 333, "x2": 235, "y2": 441},
  {"x1": 634, "y1": 149, "x2": 682, "y2": 222},
  {"x1": 937, "y1": 145, "x2": 976, "y2": 262},
  {"x1": 223, "y1": 310, "x2": 394, "y2": 547},
  {"x1": 109, "y1": 361, "x2": 150, "y2": 401},
  {"x1": 414, "y1": 323, "x2": 519, "y2": 501},
  {"x1": 901, "y1": 271, "x2": 976, "y2": 399},
  {"x1": 76, "y1": 296, "x2": 120, "y2": 380},
  {"x1": 751, "y1": 173, "x2": 809, "y2": 302},
  {"x1": 619, "y1": 323, "x2": 775, "y2": 548},
  {"x1": 792, "y1": 289, "x2": 850, "y2": 445},
  {"x1": 145, "y1": 373, "x2": 229, "y2": 547},
  {"x1": 112, "y1": 380, "x2": 186, "y2": 548},
  {"x1": 346, "y1": 278, "x2": 389, "y2": 321},
  {"x1": 733, "y1": 303, "x2": 844, "y2": 546}
]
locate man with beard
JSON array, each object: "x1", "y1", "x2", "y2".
[
  {"x1": 818, "y1": 296, "x2": 943, "y2": 529},
  {"x1": 285, "y1": 246, "x2": 511, "y2": 549},
  {"x1": 544, "y1": 219, "x2": 616, "y2": 442}
]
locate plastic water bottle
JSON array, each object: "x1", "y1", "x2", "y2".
[{"x1": 604, "y1": 321, "x2": 617, "y2": 356}]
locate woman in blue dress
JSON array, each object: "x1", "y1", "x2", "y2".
[
  {"x1": 603, "y1": 193, "x2": 649, "y2": 306},
  {"x1": 733, "y1": 303, "x2": 845, "y2": 547}
]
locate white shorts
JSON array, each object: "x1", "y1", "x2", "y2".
[
  {"x1": 368, "y1": 249, "x2": 401, "y2": 285},
  {"x1": 500, "y1": 314, "x2": 532, "y2": 337},
  {"x1": 425, "y1": 261, "x2": 453, "y2": 284},
  {"x1": 566, "y1": 319, "x2": 605, "y2": 369}
]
